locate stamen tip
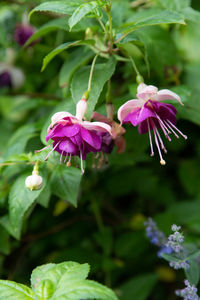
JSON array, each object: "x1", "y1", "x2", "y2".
[
  {"x1": 160, "y1": 159, "x2": 166, "y2": 166},
  {"x1": 67, "y1": 162, "x2": 71, "y2": 167}
]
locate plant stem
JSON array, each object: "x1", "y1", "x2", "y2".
[
  {"x1": 91, "y1": 198, "x2": 104, "y2": 232},
  {"x1": 97, "y1": 17, "x2": 106, "y2": 33},
  {"x1": 107, "y1": 8, "x2": 113, "y2": 52},
  {"x1": 87, "y1": 54, "x2": 99, "y2": 94},
  {"x1": 129, "y1": 56, "x2": 140, "y2": 75}
]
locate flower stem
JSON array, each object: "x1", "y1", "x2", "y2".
[
  {"x1": 129, "y1": 56, "x2": 144, "y2": 83},
  {"x1": 107, "y1": 8, "x2": 113, "y2": 52},
  {"x1": 87, "y1": 54, "x2": 99, "y2": 94},
  {"x1": 91, "y1": 198, "x2": 104, "y2": 232},
  {"x1": 97, "y1": 17, "x2": 106, "y2": 33}
]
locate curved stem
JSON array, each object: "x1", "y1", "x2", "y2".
[{"x1": 87, "y1": 54, "x2": 99, "y2": 94}]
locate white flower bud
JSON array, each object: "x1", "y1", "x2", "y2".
[
  {"x1": 25, "y1": 173, "x2": 43, "y2": 191},
  {"x1": 76, "y1": 99, "x2": 88, "y2": 120}
]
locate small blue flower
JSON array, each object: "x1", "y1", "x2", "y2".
[{"x1": 176, "y1": 280, "x2": 199, "y2": 300}]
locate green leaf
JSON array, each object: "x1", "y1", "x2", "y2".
[
  {"x1": 117, "y1": 9, "x2": 185, "y2": 38},
  {"x1": 29, "y1": 1, "x2": 82, "y2": 19},
  {"x1": 50, "y1": 165, "x2": 82, "y2": 207},
  {"x1": 69, "y1": 1, "x2": 99, "y2": 30},
  {"x1": 59, "y1": 47, "x2": 94, "y2": 87},
  {"x1": 4, "y1": 124, "x2": 37, "y2": 159},
  {"x1": 0, "y1": 280, "x2": 34, "y2": 300},
  {"x1": 158, "y1": 0, "x2": 191, "y2": 10},
  {"x1": 51, "y1": 280, "x2": 118, "y2": 300},
  {"x1": 0, "y1": 225, "x2": 10, "y2": 255},
  {"x1": 41, "y1": 40, "x2": 94, "y2": 71},
  {"x1": 71, "y1": 56, "x2": 116, "y2": 118},
  {"x1": 161, "y1": 253, "x2": 182, "y2": 263},
  {"x1": 182, "y1": 7, "x2": 200, "y2": 23},
  {"x1": 31, "y1": 262, "x2": 90, "y2": 299},
  {"x1": 118, "y1": 273, "x2": 158, "y2": 300},
  {"x1": 186, "y1": 250, "x2": 200, "y2": 261},
  {"x1": 185, "y1": 260, "x2": 200, "y2": 286},
  {"x1": 36, "y1": 183, "x2": 51, "y2": 208},
  {"x1": 25, "y1": 18, "x2": 69, "y2": 46},
  {"x1": 6, "y1": 173, "x2": 45, "y2": 239}
]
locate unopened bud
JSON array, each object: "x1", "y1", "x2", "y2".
[
  {"x1": 25, "y1": 173, "x2": 43, "y2": 191},
  {"x1": 25, "y1": 163, "x2": 43, "y2": 191},
  {"x1": 136, "y1": 74, "x2": 144, "y2": 85},
  {"x1": 76, "y1": 98, "x2": 88, "y2": 120}
]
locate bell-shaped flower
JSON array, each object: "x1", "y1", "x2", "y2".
[
  {"x1": 0, "y1": 63, "x2": 25, "y2": 89},
  {"x1": 37, "y1": 99, "x2": 112, "y2": 174},
  {"x1": 118, "y1": 83, "x2": 187, "y2": 165},
  {"x1": 14, "y1": 24, "x2": 35, "y2": 46}
]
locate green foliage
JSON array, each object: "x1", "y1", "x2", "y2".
[
  {"x1": 50, "y1": 165, "x2": 82, "y2": 207},
  {"x1": 0, "y1": 0, "x2": 200, "y2": 299},
  {"x1": 0, "y1": 261, "x2": 118, "y2": 300},
  {"x1": 71, "y1": 56, "x2": 116, "y2": 117}
]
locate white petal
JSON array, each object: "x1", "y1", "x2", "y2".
[
  {"x1": 117, "y1": 99, "x2": 143, "y2": 123},
  {"x1": 51, "y1": 111, "x2": 74, "y2": 125},
  {"x1": 10, "y1": 67, "x2": 25, "y2": 89},
  {"x1": 82, "y1": 121, "x2": 112, "y2": 134},
  {"x1": 137, "y1": 84, "x2": 158, "y2": 100},
  {"x1": 153, "y1": 89, "x2": 182, "y2": 105}
]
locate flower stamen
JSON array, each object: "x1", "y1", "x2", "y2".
[
  {"x1": 147, "y1": 119, "x2": 154, "y2": 157},
  {"x1": 45, "y1": 141, "x2": 60, "y2": 161},
  {"x1": 166, "y1": 120, "x2": 187, "y2": 140},
  {"x1": 151, "y1": 120, "x2": 166, "y2": 166}
]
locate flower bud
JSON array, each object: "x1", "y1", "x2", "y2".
[
  {"x1": 136, "y1": 74, "x2": 144, "y2": 85},
  {"x1": 25, "y1": 173, "x2": 43, "y2": 191},
  {"x1": 76, "y1": 98, "x2": 88, "y2": 120}
]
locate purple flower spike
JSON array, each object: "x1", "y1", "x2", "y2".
[
  {"x1": 37, "y1": 99, "x2": 112, "y2": 174},
  {"x1": 118, "y1": 83, "x2": 187, "y2": 165},
  {"x1": 0, "y1": 71, "x2": 12, "y2": 88},
  {"x1": 14, "y1": 24, "x2": 35, "y2": 46}
]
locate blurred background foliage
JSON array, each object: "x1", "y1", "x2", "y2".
[{"x1": 0, "y1": 0, "x2": 200, "y2": 299}]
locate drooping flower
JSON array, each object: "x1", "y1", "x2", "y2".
[
  {"x1": 14, "y1": 24, "x2": 35, "y2": 46},
  {"x1": 37, "y1": 99, "x2": 112, "y2": 174},
  {"x1": 0, "y1": 62, "x2": 25, "y2": 89},
  {"x1": 118, "y1": 83, "x2": 187, "y2": 165}
]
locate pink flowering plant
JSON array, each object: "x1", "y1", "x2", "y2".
[{"x1": 0, "y1": 0, "x2": 200, "y2": 299}]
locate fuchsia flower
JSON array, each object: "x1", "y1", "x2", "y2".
[
  {"x1": 14, "y1": 24, "x2": 35, "y2": 46},
  {"x1": 118, "y1": 83, "x2": 187, "y2": 165},
  {"x1": 37, "y1": 99, "x2": 112, "y2": 174}
]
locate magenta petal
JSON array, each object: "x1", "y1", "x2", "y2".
[
  {"x1": 151, "y1": 101, "x2": 177, "y2": 124},
  {"x1": 81, "y1": 127, "x2": 101, "y2": 150},
  {"x1": 59, "y1": 139, "x2": 77, "y2": 154},
  {"x1": 123, "y1": 106, "x2": 156, "y2": 126}
]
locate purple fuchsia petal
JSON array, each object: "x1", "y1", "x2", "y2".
[
  {"x1": 14, "y1": 24, "x2": 35, "y2": 46},
  {"x1": 0, "y1": 71, "x2": 12, "y2": 88},
  {"x1": 150, "y1": 101, "x2": 177, "y2": 125},
  {"x1": 81, "y1": 127, "x2": 102, "y2": 150},
  {"x1": 123, "y1": 106, "x2": 156, "y2": 126},
  {"x1": 58, "y1": 139, "x2": 78, "y2": 154},
  {"x1": 46, "y1": 124, "x2": 81, "y2": 142}
]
